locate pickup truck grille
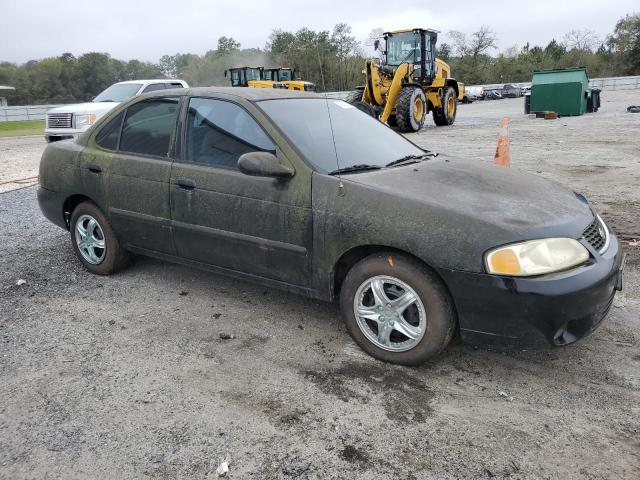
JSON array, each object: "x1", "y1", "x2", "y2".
[
  {"x1": 583, "y1": 216, "x2": 607, "y2": 252},
  {"x1": 47, "y1": 113, "x2": 73, "y2": 129}
]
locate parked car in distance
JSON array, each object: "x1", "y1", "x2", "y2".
[
  {"x1": 38, "y1": 87, "x2": 625, "y2": 365},
  {"x1": 44, "y1": 79, "x2": 188, "y2": 142}
]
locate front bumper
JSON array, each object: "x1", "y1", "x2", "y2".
[
  {"x1": 44, "y1": 127, "x2": 88, "y2": 141},
  {"x1": 438, "y1": 234, "x2": 624, "y2": 347}
]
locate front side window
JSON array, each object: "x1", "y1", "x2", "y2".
[
  {"x1": 93, "y1": 83, "x2": 143, "y2": 102},
  {"x1": 186, "y1": 98, "x2": 275, "y2": 169},
  {"x1": 386, "y1": 32, "x2": 421, "y2": 66},
  {"x1": 119, "y1": 98, "x2": 179, "y2": 157},
  {"x1": 258, "y1": 98, "x2": 423, "y2": 173},
  {"x1": 95, "y1": 111, "x2": 124, "y2": 150}
]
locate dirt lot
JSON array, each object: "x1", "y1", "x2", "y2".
[{"x1": 1, "y1": 90, "x2": 639, "y2": 479}]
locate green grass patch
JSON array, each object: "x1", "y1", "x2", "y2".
[{"x1": 0, "y1": 120, "x2": 45, "y2": 137}]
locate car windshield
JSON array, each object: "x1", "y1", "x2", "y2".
[
  {"x1": 93, "y1": 83, "x2": 143, "y2": 102},
  {"x1": 386, "y1": 31, "x2": 421, "y2": 66},
  {"x1": 257, "y1": 98, "x2": 424, "y2": 173}
]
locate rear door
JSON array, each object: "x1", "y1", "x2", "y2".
[
  {"x1": 170, "y1": 96, "x2": 313, "y2": 286},
  {"x1": 105, "y1": 97, "x2": 180, "y2": 254}
]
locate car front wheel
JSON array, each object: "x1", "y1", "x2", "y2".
[
  {"x1": 70, "y1": 201, "x2": 130, "y2": 275},
  {"x1": 339, "y1": 252, "x2": 456, "y2": 365}
]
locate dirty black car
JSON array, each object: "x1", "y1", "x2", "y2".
[{"x1": 38, "y1": 87, "x2": 625, "y2": 365}]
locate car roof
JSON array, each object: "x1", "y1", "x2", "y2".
[
  {"x1": 148, "y1": 86, "x2": 319, "y2": 101},
  {"x1": 116, "y1": 79, "x2": 185, "y2": 85}
]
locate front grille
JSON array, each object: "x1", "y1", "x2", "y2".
[
  {"x1": 583, "y1": 216, "x2": 607, "y2": 252},
  {"x1": 46, "y1": 113, "x2": 73, "y2": 129}
]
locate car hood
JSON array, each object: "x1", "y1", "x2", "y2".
[
  {"x1": 47, "y1": 102, "x2": 119, "y2": 115},
  {"x1": 342, "y1": 157, "x2": 594, "y2": 239}
]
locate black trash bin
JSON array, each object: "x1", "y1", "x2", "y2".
[
  {"x1": 587, "y1": 88, "x2": 601, "y2": 112},
  {"x1": 524, "y1": 93, "x2": 531, "y2": 114}
]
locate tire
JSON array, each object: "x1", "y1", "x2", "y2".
[
  {"x1": 396, "y1": 86, "x2": 427, "y2": 132},
  {"x1": 433, "y1": 87, "x2": 458, "y2": 126},
  {"x1": 339, "y1": 252, "x2": 456, "y2": 365},
  {"x1": 352, "y1": 100, "x2": 376, "y2": 118},
  {"x1": 344, "y1": 89, "x2": 364, "y2": 104},
  {"x1": 70, "y1": 201, "x2": 130, "y2": 275}
]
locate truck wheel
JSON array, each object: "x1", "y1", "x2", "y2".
[
  {"x1": 396, "y1": 87, "x2": 427, "y2": 132},
  {"x1": 70, "y1": 201, "x2": 130, "y2": 275},
  {"x1": 339, "y1": 252, "x2": 457, "y2": 365},
  {"x1": 433, "y1": 87, "x2": 458, "y2": 126}
]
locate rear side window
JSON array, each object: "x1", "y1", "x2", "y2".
[
  {"x1": 185, "y1": 98, "x2": 275, "y2": 169},
  {"x1": 119, "y1": 98, "x2": 179, "y2": 157},
  {"x1": 95, "y1": 111, "x2": 124, "y2": 150},
  {"x1": 142, "y1": 83, "x2": 166, "y2": 93}
]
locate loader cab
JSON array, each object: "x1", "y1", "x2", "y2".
[
  {"x1": 263, "y1": 68, "x2": 294, "y2": 82},
  {"x1": 225, "y1": 67, "x2": 263, "y2": 87},
  {"x1": 383, "y1": 29, "x2": 438, "y2": 83}
]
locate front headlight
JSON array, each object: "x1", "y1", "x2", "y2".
[
  {"x1": 485, "y1": 238, "x2": 589, "y2": 276},
  {"x1": 74, "y1": 114, "x2": 96, "y2": 128}
]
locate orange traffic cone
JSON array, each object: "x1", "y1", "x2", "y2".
[{"x1": 494, "y1": 117, "x2": 510, "y2": 167}]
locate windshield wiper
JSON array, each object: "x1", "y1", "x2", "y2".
[
  {"x1": 95, "y1": 99, "x2": 115, "y2": 102},
  {"x1": 328, "y1": 164, "x2": 381, "y2": 175},
  {"x1": 385, "y1": 152, "x2": 438, "y2": 168}
]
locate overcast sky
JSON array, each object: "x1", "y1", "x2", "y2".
[{"x1": 0, "y1": 0, "x2": 637, "y2": 63}]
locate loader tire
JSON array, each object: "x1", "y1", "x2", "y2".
[
  {"x1": 433, "y1": 87, "x2": 458, "y2": 126},
  {"x1": 345, "y1": 89, "x2": 364, "y2": 104},
  {"x1": 353, "y1": 101, "x2": 376, "y2": 118},
  {"x1": 396, "y1": 86, "x2": 427, "y2": 132}
]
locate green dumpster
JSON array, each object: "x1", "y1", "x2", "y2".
[{"x1": 530, "y1": 67, "x2": 590, "y2": 116}]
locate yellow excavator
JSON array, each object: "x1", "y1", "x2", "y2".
[
  {"x1": 346, "y1": 28, "x2": 461, "y2": 132},
  {"x1": 262, "y1": 67, "x2": 316, "y2": 92}
]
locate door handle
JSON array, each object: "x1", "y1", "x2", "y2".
[
  {"x1": 87, "y1": 164, "x2": 102, "y2": 173},
  {"x1": 176, "y1": 179, "x2": 196, "y2": 190}
]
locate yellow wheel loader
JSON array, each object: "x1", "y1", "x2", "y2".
[
  {"x1": 262, "y1": 67, "x2": 316, "y2": 92},
  {"x1": 347, "y1": 28, "x2": 460, "y2": 132},
  {"x1": 225, "y1": 66, "x2": 288, "y2": 89}
]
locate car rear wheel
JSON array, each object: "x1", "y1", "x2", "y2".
[
  {"x1": 70, "y1": 201, "x2": 130, "y2": 275},
  {"x1": 339, "y1": 252, "x2": 456, "y2": 365}
]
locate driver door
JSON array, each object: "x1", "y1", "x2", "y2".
[{"x1": 170, "y1": 96, "x2": 313, "y2": 287}]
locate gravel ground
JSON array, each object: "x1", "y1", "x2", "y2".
[
  {"x1": 1, "y1": 91, "x2": 639, "y2": 479},
  {"x1": 0, "y1": 136, "x2": 42, "y2": 193}
]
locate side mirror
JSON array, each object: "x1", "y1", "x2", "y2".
[
  {"x1": 238, "y1": 151, "x2": 294, "y2": 178},
  {"x1": 224, "y1": 70, "x2": 228, "y2": 78},
  {"x1": 374, "y1": 39, "x2": 380, "y2": 51}
]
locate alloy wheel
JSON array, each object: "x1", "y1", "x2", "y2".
[
  {"x1": 75, "y1": 214, "x2": 106, "y2": 265},
  {"x1": 353, "y1": 275, "x2": 426, "y2": 352}
]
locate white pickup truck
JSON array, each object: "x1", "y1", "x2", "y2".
[{"x1": 44, "y1": 79, "x2": 188, "y2": 142}]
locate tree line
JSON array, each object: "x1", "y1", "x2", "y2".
[{"x1": 0, "y1": 14, "x2": 638, "y2": 105}]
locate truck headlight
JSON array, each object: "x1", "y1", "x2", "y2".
[
  {"x1": 74, "y1": 114, "x2": 96, "y2": 128},
  {"x1": 485, "y1": 238, "x2": 589, "y2": 276}
]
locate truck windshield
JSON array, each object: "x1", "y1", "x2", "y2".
[
  {"x1": 257, "y1": 98, "x2": 424, "y2": 173},
  {"x1": 386, "y1": 32, "x2": 421, "y2": 66},
  {"x1": 94, "y1": 83, "x2": 142, "y2": 102}
]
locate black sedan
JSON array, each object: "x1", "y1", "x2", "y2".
[{"x1": 37, "y1": 87, "x2": 625, "y2": 365}]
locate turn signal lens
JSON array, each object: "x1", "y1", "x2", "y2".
[{"x1": 486, "y1": 238, "x2": 589, "y2": 276}]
